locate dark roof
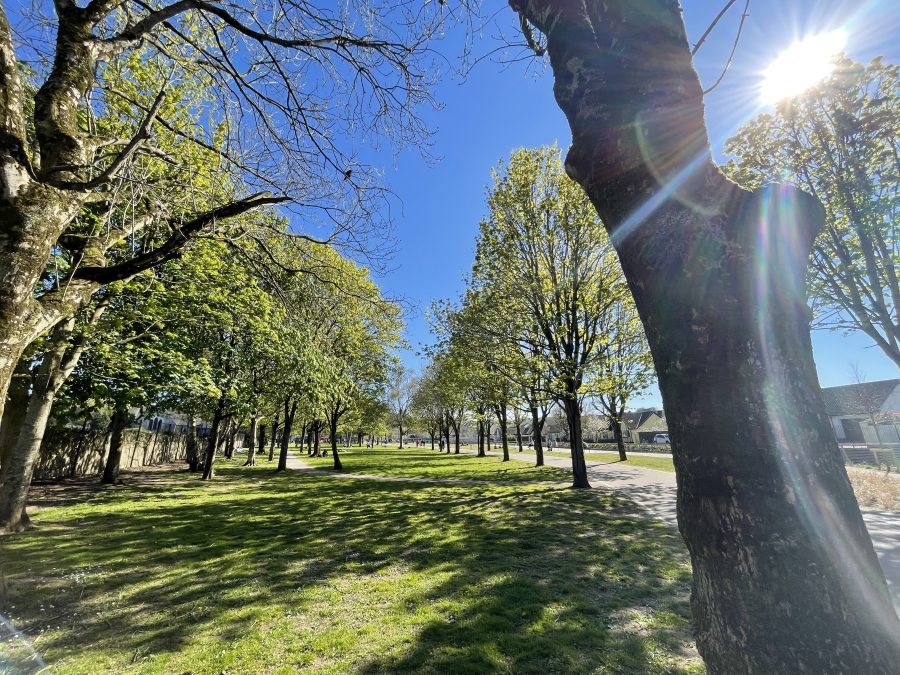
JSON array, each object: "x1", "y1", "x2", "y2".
[
  {"x1": 622, "y1": 410, "x2": 664, "y2": 429},
  {"x1": 821, "y1": 379, "x2": 899, "y2": 416}
]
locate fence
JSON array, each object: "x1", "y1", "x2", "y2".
[
  {"x1": 839, "y1": 443, "x2": 900, "y2": 470},
  {"x1": 32, "y1": 426, "x2": 189, "y2": 481}
]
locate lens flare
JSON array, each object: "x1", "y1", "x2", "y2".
[{"x1": 760, "y1": 29, "x2": 848, "y2": 103}]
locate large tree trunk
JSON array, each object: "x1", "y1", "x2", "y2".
[
  {"x1": 530, "y1": 407, "x2": 544, "y2": 467},
  {"x1": 560, "y1": 396, "x2": 590, "y2": 488},
  {"x1": 515, "y1": 422, "x2": 523, "y2": 453},
  {"x1": 0, "y1": 357, "x2": 31, "y2": 471},
  {"x1": 101, "y1": 409, "x2": 129, "y2": 485},
  {"x1": 0, "y1": 318, "x2": 79, "y2": 532},
  {"x1": 512, "y1": 0, "x2": 900, "y2": 669},
  {"x1": 612, "y1": 418, "x2": 627, "y2": 461}
]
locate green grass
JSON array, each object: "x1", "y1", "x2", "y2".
[
  {"x1": 508, "y1": 447, "x2": 676, "y2": 473},
  {"x1": 0, "y1": 459, "x2": 702, "y2": 674},
  {"x1": 303, "y1": 446, "x2": 575, "y2": 482},
  {"x1": 582, "y1": 452, "x2": 676, "y2": 473}
]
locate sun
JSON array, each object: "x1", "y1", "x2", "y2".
[{"x1": 760, "y1": 29, "x2": 848, "y2": 103}]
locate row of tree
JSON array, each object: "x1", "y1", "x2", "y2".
[{"x1": 414, "y1": 145, "x2": 655, "y2": 489}]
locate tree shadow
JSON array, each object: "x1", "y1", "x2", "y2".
[{"x1": 0, "y1": 464, "x2": 700, "y2": 673}]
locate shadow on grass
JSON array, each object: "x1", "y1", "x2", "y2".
[{"x1": 0, "y1": 463, "x2": 699, "y2": 674}]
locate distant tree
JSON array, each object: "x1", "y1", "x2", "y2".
[
  {"x1": 725, "y1": 57, "x2": 899, "y2": 366},
  {"x1": 387, "y1": 365, "x2": 416, "y2": 449}
]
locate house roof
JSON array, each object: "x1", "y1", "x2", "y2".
[
  {"x1": 622, "y1": 410, "x2": 665, "y2": 430},
  {"x1": 821, "y1": 379, "x2": 899, "y2": 416}
]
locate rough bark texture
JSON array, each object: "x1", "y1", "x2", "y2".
[
  {"x1": 511, "y1": 0, "x2": 900, "y2": 669},
  {"x1": 0, "y1": 357, "x2": 31, "y2": 470},
  {"x1": 100, "y1": 409, "x2": 129, "y2": 485},
  {"x1": 0, "y1": 318, "x2": 82, "y2": 532}
]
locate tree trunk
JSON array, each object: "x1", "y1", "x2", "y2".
[
  {"x1": 512, "y1": 0, "x2": 900, "y2": 668},
  {"x1": 276, "y1": 399, "x2": 297, "y2": 472},
  {"x1": 186, "y1": 417, "x2": 200, "y2": 472},
  {"x1": 244, "y1": 414, "x2": 258, "y2": 466},
  {"x1": 313, "y1": 424, "x2": 321, "y2": 457},
  {"x1": 0, "y1": 357, "x2": 32, "y2": 471},
  {"x1": 530, "y1": 407, "x2": 544, "y2": 467},
  {"x1": 201, "y1": 398, "x2": 226, "y2": 480},
  {"x1": 429, "y1": 431, "x2": 435, "y2": 450},
  {"x1": 257, "y1": 424, "x2": 266, "y2": 455},
  {"x1": 612, "y1": 418, "x2": 627, "y2": 461},
  {"x1": 101, "y1": 409, "x2": 129, "y2": 485},
  {"x1": 561, "y1": 396, "x2": 590, "y2": 489},
  {"x1": 330, "y1": 417, "x2": 343, "y2": 470},
  {"x1": 268, "y1": 412, "x2": 279, "y2": 461},
  {"x1": 0, "y1": 319, "x2": 77, "y2": 532},
  {"x1": 497, "y1": 407, "x2": 510, "y2": 462},
  {"x1": 515, "y1": 422, "x2": 523, "y2": 453},
  {"x1": 477, "y1": 420, "x2": 485, "y2": 457}
]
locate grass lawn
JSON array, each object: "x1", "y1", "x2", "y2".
[
  {"x1": 582, "y1": 453, "x2": 675, "y2": 473},
  {"x1": 0, "y1": 457, "x2": 702, "y2": 674},
  {"x1": 508, "y1": 448, "x2": 676, "y2": 474},
  {"x1": 303, "y1": 446, "x2": 574, "y2": 482}
]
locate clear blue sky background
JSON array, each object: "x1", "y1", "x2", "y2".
[{"x1": 366, "y1": 0, "x2": 900, "y2": 408}]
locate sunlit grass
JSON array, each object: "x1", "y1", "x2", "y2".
[
  {"x1": 0, "y1": 461, "x2": 702, "y2": 674},
  {"x1": 303, "y1": 445, "x2": 573, "y2": 482}
]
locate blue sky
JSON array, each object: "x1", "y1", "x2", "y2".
[{"x1": 367, "y1": 0, "x2": 900, "y2": 408}]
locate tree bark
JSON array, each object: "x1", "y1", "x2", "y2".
[
  {"x1": 0, "y1": 318, "x2": 79, "y2": 532},
  {"x1": 477, "y1": 420, "x2": 486, "y2": 457},
  {"x1": 0, "y1": 357, "x2": 31, "y2": 471},
  {"x1": 276, "y1": 399, "x2": 297, "y2": 472},
  {"x1": 329, "y1": 416, "x2": 343, "y2": 470},
  {"x1": 186, "y1": 417, "x2": 200, "y2": 472},
  {"x1": 496, "y1": 407, "x2": 510, "y2": 462},
  {"x1": 201, "y1": 397, "x2": 226, "y2": 480},
  {"x1": 101, "y1": 409, "x2": 129, "y2": 485},
  {"x1": 530, "y1": 407, "x2": 545, "y2": 467},
  {"x1": 515, "y1": 422, "x2": 524, "y2": 453},
  {"x1": 560, "y1": 395, "x2": 590, "y2": 489},
  {"x1": 612, "y1": 417, "x2": 627, "y2": 461},
  {"x1": 511, "y1": 0, "x2": 900, "y2": 668}
]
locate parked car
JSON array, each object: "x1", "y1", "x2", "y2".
[{"x1": 653, "y1": 434, "x2": 670, "y2": 444}]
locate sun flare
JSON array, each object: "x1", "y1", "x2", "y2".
[{"x1": 760, "y1": 29, "x2": 848, "y2": 103}]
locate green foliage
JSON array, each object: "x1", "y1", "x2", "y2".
[{"x1": 724, "y1": 56, "x2": 899, "y2": 365}]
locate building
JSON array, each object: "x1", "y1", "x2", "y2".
[{"x1": 821, "y1": 379, "x2": 900, "y2": 445}]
